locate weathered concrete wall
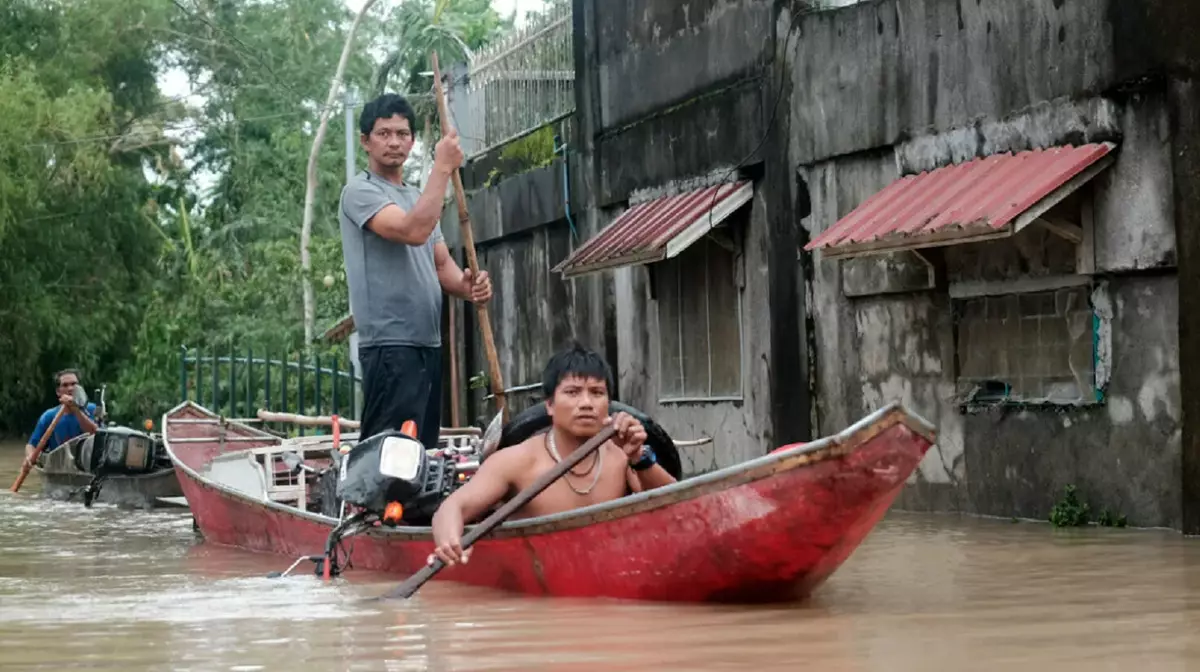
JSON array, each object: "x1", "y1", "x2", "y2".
[
  {"x1": 595, "y1": 80, "x2": 767, "y2": 206},
  {"x1": 441, "y1": 160, "x2": 572, "y2": 246},
  {"x1": 430, "y1": 0, "x2": 1200, "y2": 532},
  {"x1": 613, "y1": 187, "x2": 776, "y2": 474},
  {"x1": 963, "y1": 276, "x2": 1181, "y2": 527},
  {"x1": 586, "y1": 0, "x2": 775, "y2": 206},
  {"x1": 784, "y1": 0, "x2": 1187, "y2": 524},
  {"x1": 787, "y1": 0, "x2": 1117, "y2": 167},
  {"x1": 798, "y1": 91, "x2": 1183, "y2": 526},
  {"x1": 577, "y1": 0, "x2": 801, "y2": 462},
  {"x1": 802, "y1": 149, "x2": 967, "y2": 509},
  {"x1": 1092, "y1": 89, "x2": 1177, "y2": 271},
  {"x1": 594, "y1": 0, "x2": 773, "y2": 130},
  {"x1": 440, "y1": 161, "x2": 611, "y2": 426},
  {"x1": 1171, "y1": 77, "x2": 1200, "y2": 534}
]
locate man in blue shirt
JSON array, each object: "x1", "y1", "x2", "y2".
[{"x1": 25, "y1": 369, "x2": 98, "y2": 461}]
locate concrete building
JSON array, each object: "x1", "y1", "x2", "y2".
[{"x1": 431, "y1": 0, "x2": 1200, "y2": 532}]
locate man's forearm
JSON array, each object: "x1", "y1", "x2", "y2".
[
  {"x1": 75, "y1": 408, "x2": 98, "y2": 434},
  {"x1": 405, "y1": 170, "x2": 451, "y2": 241},
  {"x1": 437, "y1": 258, "x2": 470, "y2": 300},
  {"x1": 431, "y1": 501, "x2": 465, "y2": 539}
]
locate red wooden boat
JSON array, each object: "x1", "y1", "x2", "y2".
[{"x1": 162, "y1": 400, "x2": 935, "y2": 603}]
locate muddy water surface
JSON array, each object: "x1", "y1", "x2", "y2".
[{"x1": 2, "y1": 439, "x2": 1199, "y2": 671}]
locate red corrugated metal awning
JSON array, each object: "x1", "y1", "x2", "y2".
[
  {"x1": 553, "y1": 180, "x2": 754, "y2": 279},
  {"x1": 804, "y1": 143, "x2": 1116, "y2": 260}
]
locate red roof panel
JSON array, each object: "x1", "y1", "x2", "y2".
[
  {"x1": 805, "y1": 143, "x2": 1115, "y2": 257},
  {"x1": 554, "y1": 180, "x2": 753, "y2": 278}
]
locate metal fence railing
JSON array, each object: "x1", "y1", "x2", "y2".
[
  {"x1": 179, "y1": 345, "x2": 361, "y2": 435},
  {"x1": 456, "y1": 2, "x2": 574, "y2": 159}
]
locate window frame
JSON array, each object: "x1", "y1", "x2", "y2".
[
  {"x1": 950, "y1": 277, "x2": 1110, "y2": 410},
  {"x1": 653, "y1": 235, "x2": 746, "y2": 405}
]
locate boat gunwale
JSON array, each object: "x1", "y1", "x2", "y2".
[{"x1": 162, "y1": 400, "x2": 936, "y2": 540}]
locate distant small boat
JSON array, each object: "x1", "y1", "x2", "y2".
[
  {"x1": 163, "y1": 400, "x2": 935, "y2": 603},
  {"x1": 36, "y1": 428, "x2": 184, "y2": 509}
]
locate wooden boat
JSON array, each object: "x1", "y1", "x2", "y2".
[
  {"x1": 162, "y1": 400, "x2": 935, "y2": 603},
  {"x1": 34, "y1": 431, "x2": 184, "y2": 509}
]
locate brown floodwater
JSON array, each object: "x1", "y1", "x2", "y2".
[{"x1": 3, "y1": 438, "x2": 1200, "y2": 671}]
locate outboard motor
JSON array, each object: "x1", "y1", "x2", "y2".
[
  {"x1": 336, "y1": 425, "x2": 459, "y2": 526},
  {"x1": 272, "y1": 422, "x2": 474, "y2": 582},
  {"x1": 74, "y1": 427, "x2": 160, "y2": 476}
]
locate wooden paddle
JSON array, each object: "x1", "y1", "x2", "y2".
[
  {"x1": 429, "y1": 50, "x2": 507, "y2": 423},
  {"x1": 11, "y1": 405, "x2": 68, "y2": 493},
  {"x1": 379, "y1": 423, "x2": 618, "y2": 600}
]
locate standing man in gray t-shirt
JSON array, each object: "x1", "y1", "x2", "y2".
[{"x1": 339, "y1": 93, "x2": 492, "y2": 450}]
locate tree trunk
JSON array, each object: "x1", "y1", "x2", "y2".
[{"x1": 301, "y1": 0, "x2": 380, "y2": 351}]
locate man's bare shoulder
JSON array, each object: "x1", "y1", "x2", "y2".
[{"x1": 479, "y1": 436, "x2": 541, "y2": 473}]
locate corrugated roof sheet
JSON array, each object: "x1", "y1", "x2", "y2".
[
  {"x1": 553, "y1": 180, "x2": 754, "y2": 278},
  {"x1": 805, "y1": 143, "x2": 1115, "y2": 259}
]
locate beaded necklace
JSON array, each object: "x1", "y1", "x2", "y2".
[{"x1": 545, "y1": 430, "x2": 604, "y2": 495}]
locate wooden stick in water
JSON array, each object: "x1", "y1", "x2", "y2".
[{"x1": 11, "y1": 406, "x2": 68, "y2": 493}]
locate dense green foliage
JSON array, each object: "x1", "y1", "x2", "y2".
[{"x1": 0, "y1": 0, "x2": 514, "y2": 435}]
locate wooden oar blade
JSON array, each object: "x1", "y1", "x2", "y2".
[{"x1": 381, "y1": 562, "x2": 441, "y2": 600}]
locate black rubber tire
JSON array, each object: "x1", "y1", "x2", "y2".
[{"x1": 495, "y1": 401, "x2": 683, "y2": 480}]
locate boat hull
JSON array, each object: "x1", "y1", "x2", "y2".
[
  {"x1": 35, "y1": 436, "x2": 183, "y2": 509},
  {"x1": 166, "y1": 402, "x2": 935, "y2": 603}
]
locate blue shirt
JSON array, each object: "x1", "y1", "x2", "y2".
[{"x1": 29, "y1": 403, "x2": 97, "y2": 451}]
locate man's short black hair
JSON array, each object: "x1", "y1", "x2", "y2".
[
  {"x1": 54, "y1": 368, "x2": 80, "y2": 386},
  {"x1": 542, "y1": 343, "x2": 614, "y2": 399},
  {"x1": 359, "y1": 93, "x2": 417, "y2": 136}
]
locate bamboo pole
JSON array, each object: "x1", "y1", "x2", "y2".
[{"x1": 430, "y1": 51, "x2": 507, "y2": 422}]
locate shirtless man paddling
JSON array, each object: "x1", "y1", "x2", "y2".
[{"x1": 429, "y1": 344, "x2": 677, "y2": 566}]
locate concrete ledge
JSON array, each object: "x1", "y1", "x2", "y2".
[
  {"x1": 596, "y1": 78, "x2": 768, "y2": 207},
  {"x1": 441, "y1": 157, "x2": 580, "y2": 249}
]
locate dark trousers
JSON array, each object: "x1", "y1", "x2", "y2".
[{"x1": 358, "y1": 344, "x2": 442, "y2": 450}]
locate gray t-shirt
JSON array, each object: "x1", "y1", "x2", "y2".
[{"x1": 339, "y1": 170, "x2": 445, "y2": 348}]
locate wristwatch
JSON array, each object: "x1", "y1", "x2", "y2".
[{"x1": 630, "y1": 446, "x2": 657, "y2": 471}]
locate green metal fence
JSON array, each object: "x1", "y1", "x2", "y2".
[{"x1": 179, "y1": 344, "x2": 360, "y2": 435}]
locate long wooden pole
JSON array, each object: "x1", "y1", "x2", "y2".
[
  {"x1": 256, "y1": 409, "x2": 361, "y2": 430},
  {"x1": 11, "y1": 406, "x2": 68, "y2": 493},
  {"x1": 449, "y1": 277, "x2": 461, "y2": 427},
  {"x1": 430, "y1": 111, "x2": 462, "y2": 428},
  {"x1": 430, "y1": 52, "x2": 507, "y2": 422}
]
